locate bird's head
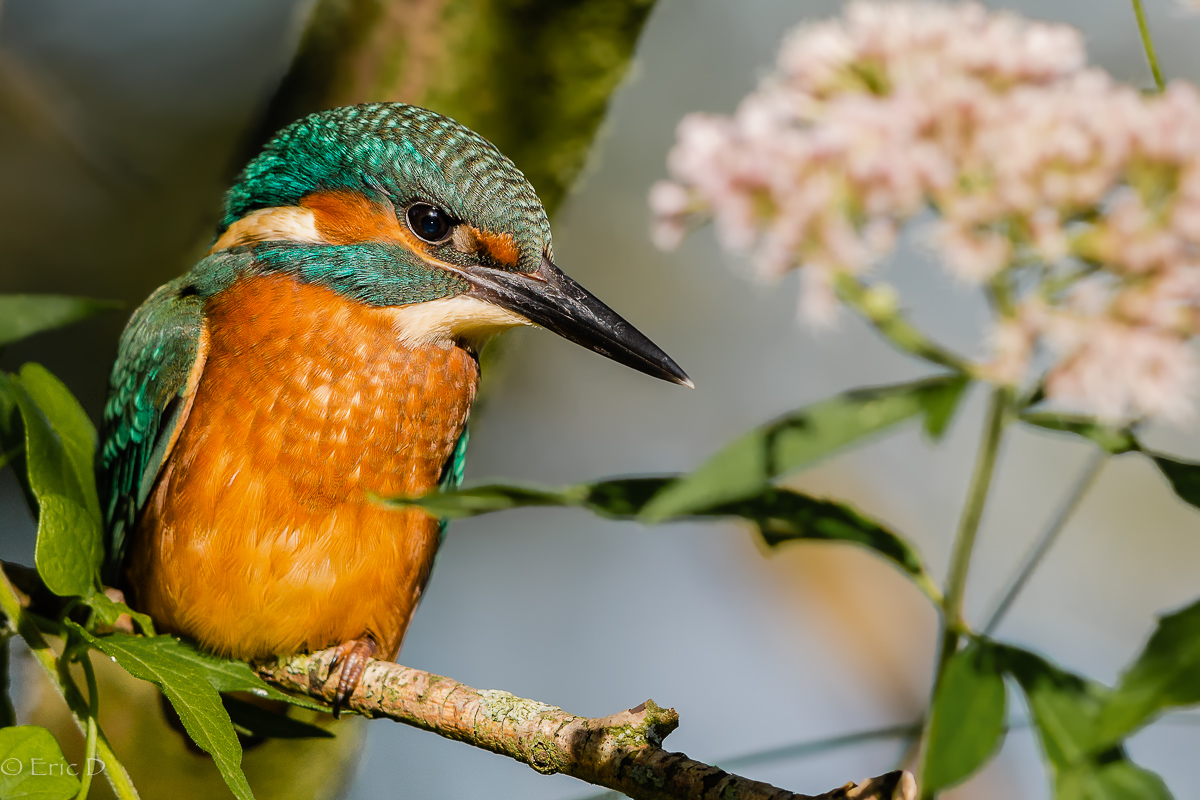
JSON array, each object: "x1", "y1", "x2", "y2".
[{"x1": 209, "y1": 103, "x2": 690, "y2": 386}]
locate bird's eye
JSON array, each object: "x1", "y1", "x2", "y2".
[{"x1": 406, "y1": 203, "x2": 454, "y2": 243}]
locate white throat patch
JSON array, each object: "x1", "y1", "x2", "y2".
[
  {"x1": 385, "y1": 295, "x2": 533, "y2": 349},
  {"x1": 210, "y1": 207, "x2": 326, "y2": 252}
]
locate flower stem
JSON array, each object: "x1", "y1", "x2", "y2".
[
  {"x1": 836, "y1": 275, "x2": 969, "y2": 373},
  {"x1": 919, "y1": 386, "x2": 1010, "y2": 799},
  {"x1": 941, "y1": 387, "x2": 1009, "y2": 647},
  {"x1": 983, "y1": 448, "x2": 1106, "y2": 636},
  {"x1": 1132, "y1": 0, "x2": 1166, "y2": 92}
]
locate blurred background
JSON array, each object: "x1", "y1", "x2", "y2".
[{"x1": 2, "y1": 0, "x2": 1200, "y2": 798}]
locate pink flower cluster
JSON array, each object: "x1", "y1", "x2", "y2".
[{"x1": 651, "y1": 2, "x2": 1200, "y2": 422}]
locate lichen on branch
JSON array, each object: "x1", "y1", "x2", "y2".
[{"x1": 257, "y1": 647, "x2": 916, "y2": 800}]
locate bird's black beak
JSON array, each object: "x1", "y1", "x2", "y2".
[{"x1": 459, "y1": 256, "x2": 692, "y2": 387}]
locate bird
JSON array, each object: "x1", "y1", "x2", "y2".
[{"x1": 99, "y1": 102, "x2": 690, "y2": 708}]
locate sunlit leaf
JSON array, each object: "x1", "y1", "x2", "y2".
[
  {"x1": 1145, "y1": 452, "x2": 1200, "y2": 511},
  {"x1": 84, "y1": 591, "x2": 156, "y2": 636},
  {"x1": 33, "y1": 496, "x2": 99, "y2": 598},
  {"x1": 639, "y1": 375, "x2": 969, "y2": 521},
  {"x1": 387, "y1": 477, "x2": 932, "y2": 583},
  {"x1": 995, "y1": 645, "x2": 1110, "y2": 767},
  {"x1": 74, "y1": 630, "x2": 326, "y2": 712},
  {"x1": 10, "y1": 366, "x2": 98, "y2": 512},
  {"x1": 10, "y1": 364, "x2": 102, "y2": 596},
  {"x1": 69, "y1": 626, "x2": 256, "y2": 800},
  {"x1": 389, "y1": 483, "x2": 585, "y2": 519},
  {"x1": 1094, "y1": 597, "x2": 1200, "y2": 748},
  {"x1": 1020, "y1": 413, "x2": 1138, "y2": 455},
  {"x1": 921, "y1": 642, "x2": 1007, "y2": 792},
  {"x1": 710, "y1": 487, "x2": 929, "y2": 578},
  {"x1": 1054, "y1": 758, "x2": 1172, "y2": 800},
  {"x1": 0, "y1": 295, "x2": 120, "y2": 346},
  {"x1": 922, "y1": 375, "x2": 971, "y2": 439},
  {"x1": 994, "y1": 643, "x2": 1173, "y2": 797},
  {"x1": 0, "y1": 725, "x2": 81, "y2": 800}
]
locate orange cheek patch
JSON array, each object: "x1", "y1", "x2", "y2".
[
  {"x1": 468, "y1": 227, "x2": 521, "y2": 268},
  {"x1": 300, "y1": 190, "x2": 427, "y2": 251}
]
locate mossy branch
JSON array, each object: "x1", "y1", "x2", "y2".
[
  {"x1": 245, "y1": 0, "x2": 656, "y2": 216},
  {"x1": 257, "y1": 648, "x2": 916, "y2": 800},
  {"x1": 3, "y1": 561, "x2": 914, "y2": 799}
]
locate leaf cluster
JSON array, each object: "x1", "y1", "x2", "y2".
[
  {"x1": 390, "y1": 369, "x2": 1200, "y2": 798},
  {"x1": 0, "y1": 296, "x2": 330, "y2": 800}
]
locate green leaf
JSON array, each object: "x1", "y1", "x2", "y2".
[
  {"x1": 63, "y1": 632, "x2": 332, "y2": 797},
  {"x1": 388, "y1": 477, "x2": 932, "y2": 583},
  {"x1": 1055, "y1": 757, "x2": 1172, "y2": 800},
  {"x1": 68, "y1": 626, "x2": 255, "y2": 800},
  {"x1": 638, "y1": 375, "x2": 970, "y2": 521},
  {"x1": 994, "y1": 644, "x2": 1172, "y2": 798},
  {"x1": 0, "y1": 373, "x2": 34, "y2": 516},
  {"x1": 74, "y1": 629, "x2": 325, "y2": 711},
  {"x1": 707, "y1": 487, "x2": 930, "y2": 578},
  {"x1": 995, "y1": 645, "x2": 1111, "y2": 767},
  {"x1": 0, "y1": 725, "x2": 81, "y2": 800},
  {"x1": 1145, "y1": 452, "x2": 1200, "y2": 511},
  {"x1": 922, "y1": 375, "x2": 972, "y2": 440},
  {"x1": 11, "y1": 364, "x2": 103, "y2": 596},
  {"x1": 83, "y1": 591, "x2": 156, "y2": 636},
  {"x1": 33, "y1": 496, "x2": 99, "y2": 599},
  {"x1": 222, "y1": 696, "x2": 334, "y2": 740},
  {"x1": 1094, "y1": 596, "x2": 1200, "y2": 748},
  {"x1": 11, "y1": 367, "x2": 98, "y2": 511},
  {"x1": 0, "y1": 295, "x2": 120, "y2": 346},
  {"x1": 387, "y1": 482, "x2": 586, "y2": 520},
  {"x1": 1020, "y1": 413, "x2": 1138, "y2": 455},
  {"x1": 921, "y1": 642, "x2": 1007, "y2": 792}
]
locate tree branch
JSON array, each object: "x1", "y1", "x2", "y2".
[
  {"x1": 258, "y1": 648, "x2": 916, "y2": 800},
  {"x1": 2, "y1": 561, "x2": 914, "y2": 799}
]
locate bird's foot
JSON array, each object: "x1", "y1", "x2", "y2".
[{"x1": 320, "y1": 636, "x2": 378, "y2": 717}]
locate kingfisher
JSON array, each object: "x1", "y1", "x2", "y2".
[{"x1": 99, "y1": 103, "x2": 689, "y2": 706}]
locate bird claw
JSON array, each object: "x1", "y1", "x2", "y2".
[{"x1": 326, "y1": 636, "x2": 378, "y2": 717}]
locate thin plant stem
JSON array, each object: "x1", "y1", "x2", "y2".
[
  {"x1": 1132, "y1": 0, "x2": 1166, "y2": 92},
  {"x1": 939, "y1": 387, "x2": 1010, "y2": 666},
  {"x1": 0, "y1": 572, "x2": 140, "y2": 800},
  {"x1": 77, "y1": 653, "x2": 100, "y2": 800},
  {"x1": 983, "y1": 449, "x2": 1107, "y2": 636},
  {"x1": 835, "y1": 275, "x2": 970, "y2": 373},
  {"x1": 913, "y1": 573, "x2": 945, "y2": 608},
  {"x1": 720, "y1": 722, "x2": 922, "y2": 772},
  {"x1": 919, "y1": 386, "x2": 1010, "y2": 799}
]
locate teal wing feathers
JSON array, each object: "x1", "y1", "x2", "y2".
[
  {"x1": 435, "y1": 426, "x2": 470, "y2": 541},
  {"x1": 438, "y1": 427, "x2": 469, "y2": 493},
  {"x1": 99, "y1": 279, "x2": 208, "y2": 583}
]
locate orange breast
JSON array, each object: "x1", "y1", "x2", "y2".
[{"x1": 126, "y1": 273, "x2": 478, "y2": 661}]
